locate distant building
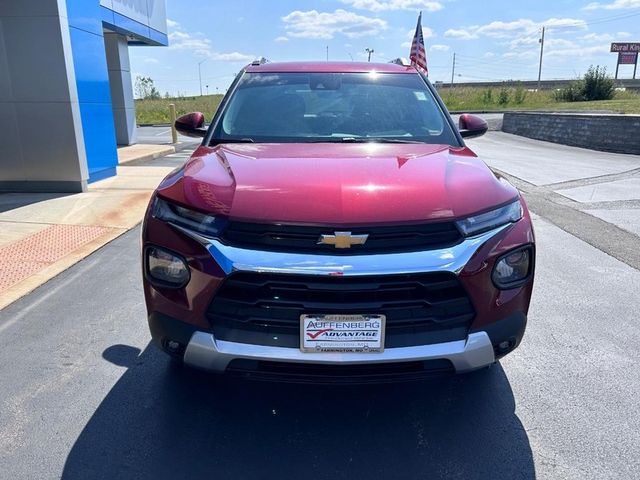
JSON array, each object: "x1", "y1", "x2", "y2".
[{"x1": 0, "y1": 0, "x2": 168, "y2": 192}]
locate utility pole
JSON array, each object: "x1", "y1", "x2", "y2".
[
  {"x1": 198, "y1": 59, "x2": 207, "y2": 96},
  {"x1": 450, "y1": 52, "x2": 456, "y2": 88},
  {"x1": 366, "y1": 48, "x2": 374, "y2": 62},
  {"x1": 537, "y1": 26, "x2": 545, "y2": 90},
  {"x1": 326, "y1": 45, "x2": 329, "y2": 61}
]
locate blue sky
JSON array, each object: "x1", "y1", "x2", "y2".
[{"x1": 129, "y1": 0, "x2": 640, "y2": 96}]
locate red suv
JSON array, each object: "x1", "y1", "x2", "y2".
[{"x1": 142, "y1": 60, "x2": 535, "y2": 382}]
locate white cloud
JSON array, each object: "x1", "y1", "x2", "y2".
[
  {"x1": 545, "y1": 38, "x2": 580, "y2": 49},
  {"x1": 430, "y1": 44, "x2": 449, "y2": 51},
  {"x1": 340, "y1": 0, "x2": 443, "y2": 12},
  {"x1": 401, "y1": 25, "x2": 435, "y2": 46},
  {"x1": 406, "y1": 26, "x2": 435, "y2": 39},
  {"x1": 483, "y1": 52, "x2": 496, "y2": 58},
  {"x1": 209, "y1": 52, "x2": 255, "y2": 61},
  {"x1": 143, "y1": 58, "x2": 160, "y2": 64},
  {"x1": 282, "y1": 9, "x2": 387, "y2": 39},
  {"x1": 546, "y1": 44, "x2": 610, "y2": 57},
  {"x1": 445, "y1": 17, "x2": 585, "y2": 42},
  {"x1": 583, "y1": 0, "x2": 640, "y2": 9},
  {"x1": 168, "y1": 30, "x2": 211, "y2": 52},
  {"x1": 580, "y1": 31, "x2": 631, "y2": 42},
  {"x1": 166, "y1": 19, "x2": 179, "y2": 28},
  {"x1": 168, "y1": 30, "x2": 253, "y2": 62},
  {"x1": 502, "y1": 51, "x2": 538, "y2": 60},
  {"x1": 274, "y1": 36, "x2": 289, "y2": 42},
  {"x1": 444, "y1": 28, "x2": 478, "y2": 39}
]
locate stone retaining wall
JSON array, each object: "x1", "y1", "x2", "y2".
[{"x1": 501, "y1": 112, "x2": 640, "y2": 155}]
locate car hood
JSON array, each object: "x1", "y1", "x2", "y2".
[{"x1": 157, "y1": 143, "x2": 518, "y2": 225}]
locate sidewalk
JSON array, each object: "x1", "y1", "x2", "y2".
[{"x1": 0, "y1": 144, "x2": 191, "y2": 310}]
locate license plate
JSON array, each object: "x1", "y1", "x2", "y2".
[{"x1": 300, "y1": 314, "x2": 385, "y2": 352}]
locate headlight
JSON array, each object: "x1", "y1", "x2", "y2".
[
  {"x1": 456, "y1": 200, "x2": 522, "y2": 236},
  {"x1": 492, "y1": 246, "x2": 533, "y2": 289},
  {"x1": 145, "y1": 246, "x2": 190, "y2": 287},
  {"x1": 152, "y1": 197, "x2": 226, "y2": 237}
]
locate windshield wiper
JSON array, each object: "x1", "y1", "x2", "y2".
[
  {"x1": 311, "y1": 137, "x2": 422, "y2": 144},
  {"x1": 211, "y1": 138, "x2": 255, "y2": 145},
  {"x1": 361, "y1": 138, "x2": 423, "y2": 144}
]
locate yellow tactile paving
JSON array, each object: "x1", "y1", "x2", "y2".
[
  {"x1": 0, "y1": 145, "x2": 181, "y2": 310},
  {"x1": 0, "y1": 224, "x2": 114, "y2": 292}
]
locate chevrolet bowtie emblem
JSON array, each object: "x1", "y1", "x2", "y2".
[{"x1": 318, "y1": 231, "x2": 369, "y2": 249}]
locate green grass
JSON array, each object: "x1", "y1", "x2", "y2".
[
  {"x1": 439, "y1": 87, "x2": 640, "y2": 114},
  {"x1": 135, "y1": 94, "x2": 224, "y2": 124},
  {"x1": 134, "y1": 88, "x2": 640, "y2": 124}
]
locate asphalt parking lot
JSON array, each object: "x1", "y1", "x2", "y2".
[{"x1": 1, "y1": 132, "x2": 640, "y2": 479}]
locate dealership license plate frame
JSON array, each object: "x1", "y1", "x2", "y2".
[{"x1": 300, "y1": 314, "x2": 386, "y2": 353}]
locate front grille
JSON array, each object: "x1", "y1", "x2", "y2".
[
  {"x1": 220, "y1": 221, "x2": 462, "y2": 255},
  {"x1": 206, "y1": 272, "x2": 475, "y2": 348}
]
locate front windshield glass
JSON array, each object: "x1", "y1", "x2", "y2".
[{"x1": 211, "y1": 72, "x2": 459, "y2": 145}]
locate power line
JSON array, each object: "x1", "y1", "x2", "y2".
[
  {"x1": 455, "y1": 57, "x2": 568, "y2": 72},
  {"x1": 547, "y1": 9, "x2": 640, "y2": 30}
]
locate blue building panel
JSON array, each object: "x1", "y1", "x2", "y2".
[
  {"x1": 148, "y1": 29, "x2": 169, "y2": 46},
  {"x1": 64, "y1": 0, "x2": 167, "y2": 183},
  {"x1": 112, "y1": 11, "x2": 151, "y2": 40},
  {"x1": 68, "y1": 27, "x2": 113, "y2": 105},
  {"x1": 78, "y1": 103, "x2": 119, "y2": 182},
  {"x1": 65, "y1": 0, "x2": 103, "y2": 36}
]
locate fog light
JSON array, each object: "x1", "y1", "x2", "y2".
[
  {"x1": 492, "y1": 247, "x2": 532, "y2": 289},
  {"x1": 146, "y1": 246, "x2": 190, "y2": 287}
]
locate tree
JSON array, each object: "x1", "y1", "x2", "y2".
[{"x1": 134, "y1": 76, "x2": 161, "y2": 100}]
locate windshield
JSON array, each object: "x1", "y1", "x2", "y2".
[{"x1": 210, "y1": 72, "x2": 459, "y2": 145}]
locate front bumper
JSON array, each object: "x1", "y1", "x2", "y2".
[
  {"x1": 149, "y1": 311, "x2": 529, "y2": 376},
  {"x1": 184, "y1": 330, "x2": 495, "y2": 373}
]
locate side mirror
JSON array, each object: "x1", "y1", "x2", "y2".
[
  {"x1": 175, "y1": 112, "x2": 207, "y2": 138},
  {"x1": 458, "y1": 114, "x2": 488, "y2": 139}
]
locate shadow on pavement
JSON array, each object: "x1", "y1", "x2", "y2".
[
  {"x1": 62, "y1": 343, "x2": 535, "y2": 480},
  {"x1": 0, "y1": 192, "x2": 73, "y2": 213}
]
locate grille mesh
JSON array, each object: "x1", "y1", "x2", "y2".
[
  {"x1": 207, "y1": 271, "x2": 475, "y2": 348},
  {"x1": 220, "y1": 221, "x2": 462, "y2": 255}
]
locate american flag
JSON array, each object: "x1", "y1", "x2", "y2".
[{"x1": 409, "y1": 12, "x2": 428, "y2": 75}]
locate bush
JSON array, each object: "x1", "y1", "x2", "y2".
[
  {"x1": 582, "y1": 65, "x2": 615, "y2": 101},
  {"x1": 514, "y1": 84, "x2": 527, "y2": 104},
  {"x1": 482, "y1": 89, "x2": 493, "y2": 105},
  {"x1": 498, "y1": 87, "x2": 510, "y2": 105},
  {"x1": 554, "y1": 81, "x2": 585, "y2": 102},
  {"x1": 554, "y1": 65, "x2": 616, "y2": 103}
]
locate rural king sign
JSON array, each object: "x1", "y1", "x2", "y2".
[
  {"x1": 619, "y1": 53, "x2": 638, "y2": 65},
  {"x1": 611, "y1": 43, "x2": 639, "y2": 78},
  {"x1": 611, "y1": 43, "x2": 640, "y2": 53}
]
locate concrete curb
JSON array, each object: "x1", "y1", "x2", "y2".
[{"x1": 117, "y1": 145, "x2": 176, "y2": 165}]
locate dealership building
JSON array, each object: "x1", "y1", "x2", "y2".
[{"x1": 0, "y1": 0, "x2": 167, "y2": 192}]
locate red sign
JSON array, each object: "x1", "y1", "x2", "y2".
[
  {"x1": 619, "y1": 52, "x2": 638, "y2": 65},
  {"x1": 611, "y1": 42, "x2": 640, "y2": 53}
]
